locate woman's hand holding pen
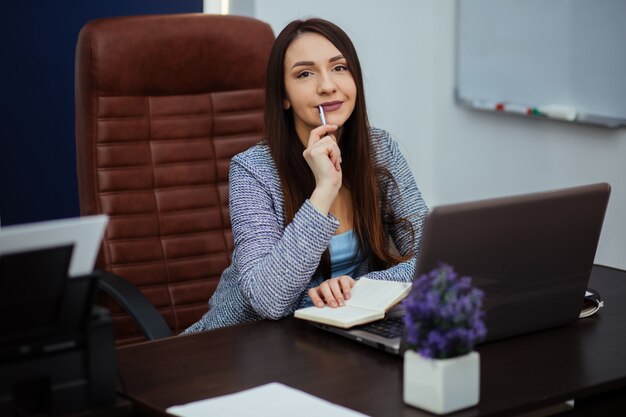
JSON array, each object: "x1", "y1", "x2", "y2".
[
  {"x1": 304, "y1": 123, "x2": 342, "y2": 215},
  {"x1": 303, "y1": 123, "x2": 342, "y2": 181},
  {"x1": 308, "y1": 275, "x2": 356, "y2": 308}
]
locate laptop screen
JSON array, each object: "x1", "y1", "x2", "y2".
[{"x1": 414, "y1": 182, "x2": 610, "y2": 342}]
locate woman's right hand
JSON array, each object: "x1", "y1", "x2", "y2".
[
  {"x1": 303, "y1": 124, "x2": 342, "y2": 215},
  {"x1": 308, "y1": 275, "x2": 356, "y2": 308}
]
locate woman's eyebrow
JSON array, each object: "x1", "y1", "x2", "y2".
[
  {"x1": 291, "y1": 55, "x2": 345, "y2": 70},
  {"x1": 291, "y1": 60, "x2": 314, "y2": 69}
]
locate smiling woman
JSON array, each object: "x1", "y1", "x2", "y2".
[
  {"x1": 184, "y1": 18, "x2": 428, "y2": 333},
  {"x1": 282, "y1": 32, "x2": 357, "y2": 144}
]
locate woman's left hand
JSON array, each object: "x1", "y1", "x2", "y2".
[{"x1": 308, "y1": 275, "x2": 356, "y2": 308}]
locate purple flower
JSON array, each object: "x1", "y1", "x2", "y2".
[{"x1": 402, "y1": 263, "x2": 487, "y2": 359}]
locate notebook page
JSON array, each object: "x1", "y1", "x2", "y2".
[{"x1": 345, "y1": 278, "x2": 411, "y2": 312}]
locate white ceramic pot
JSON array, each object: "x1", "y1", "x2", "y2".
[{"x1": 403, "y1": 350, "x2": 480, "y2": 414}]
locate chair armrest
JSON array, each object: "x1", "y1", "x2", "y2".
[{"x1": 97, "y1": 270, "x2": 172, "y2": 340}]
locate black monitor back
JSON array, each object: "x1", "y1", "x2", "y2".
[{"x1": 0, "y1": 246, "x2": 115, "y2": 415}]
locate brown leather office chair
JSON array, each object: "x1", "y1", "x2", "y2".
[{"x1": 75, "y1": 14, "x2": 274, "y2": 345}]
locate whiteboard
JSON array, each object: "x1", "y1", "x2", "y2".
[{"x1": 456, "y1": 0, "x2": 626, "y2": 127}]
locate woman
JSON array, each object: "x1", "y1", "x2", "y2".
[{"x1": 184, "y1": 18, "x2": 427, "y2": 332}]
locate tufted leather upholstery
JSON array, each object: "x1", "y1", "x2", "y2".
[{"x1": 75, "y1": 14, "x2": 274, "y2": 345}]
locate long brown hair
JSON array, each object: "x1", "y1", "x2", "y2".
[{"x1": 265, "y1": 18, "x2": 411, "y2": 279}]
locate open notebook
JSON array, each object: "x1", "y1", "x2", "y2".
[{"x1": 294, "y1": 278, "x2": 411, "y2": 328}]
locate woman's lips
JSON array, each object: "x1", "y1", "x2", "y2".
[{"x1": 320, "y1": 101, "x2": 342, "y2": 112}]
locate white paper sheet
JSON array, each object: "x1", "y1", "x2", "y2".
[{"x1": 166, "y1": 382, "x2": 371, "y2": 417}]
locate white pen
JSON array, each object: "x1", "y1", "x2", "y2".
[{"x1": 318, "y1": 105, "x2": 326, "y2": 125}]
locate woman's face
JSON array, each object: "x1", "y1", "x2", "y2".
[{"x1": 283, "y1": 32, "x2": 357, "y2": 144}]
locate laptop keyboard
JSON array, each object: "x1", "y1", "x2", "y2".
[{"x1": 356, "y1": 316, "x2": 405, "y2": 338}]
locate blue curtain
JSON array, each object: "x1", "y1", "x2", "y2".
[{"x1": 0, "y1": 1, "x2": 203, "y2": 226}]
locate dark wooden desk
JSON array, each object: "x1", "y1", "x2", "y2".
[
  {"x1": 67, "y1": 398, "x2": 134, "y2": 417},
  {"x1": 116, "y1": 265, "x2": 626, "y2": 416}
]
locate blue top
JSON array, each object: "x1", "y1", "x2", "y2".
[
  {"x1": 183, "y1": 128, "x2": 428, "y2": 333},
  {"x1": 301, "y1": 229, "x2": 364, "y2": 307},
  {"x1": 329, "y1": 229, "x2": 363, "y2": 278}
]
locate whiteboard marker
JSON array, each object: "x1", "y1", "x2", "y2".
[
  {"x1": 537, "y1": 105, "x2": 577, "y2": 121},
  {"x1": 496, "y1": 102, "x2": 531, "y2": 115}
]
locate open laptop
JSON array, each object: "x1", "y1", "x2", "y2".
[{"x1": 314, "y1": 183, "x2": 611, "y2": 354}]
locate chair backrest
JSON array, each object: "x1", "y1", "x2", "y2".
[{"x1": 75, "y1": 14, "x2": 274, "y2": 345}]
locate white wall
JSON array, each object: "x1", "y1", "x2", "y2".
[{"x1": 254, "y1": 0, "x2": 626, "y2": 270}]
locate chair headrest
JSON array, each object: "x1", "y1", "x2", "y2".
[{"x1": 76, "y1": 14, "x2": 275, "y2": 96}]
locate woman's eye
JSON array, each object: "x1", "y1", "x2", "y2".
[
  {"x1": 333, "y1": 64, "x2": 349, "y2": 72},
  {"x1": 297, "y1": 71, "x2": 313, "y2": 79}
]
